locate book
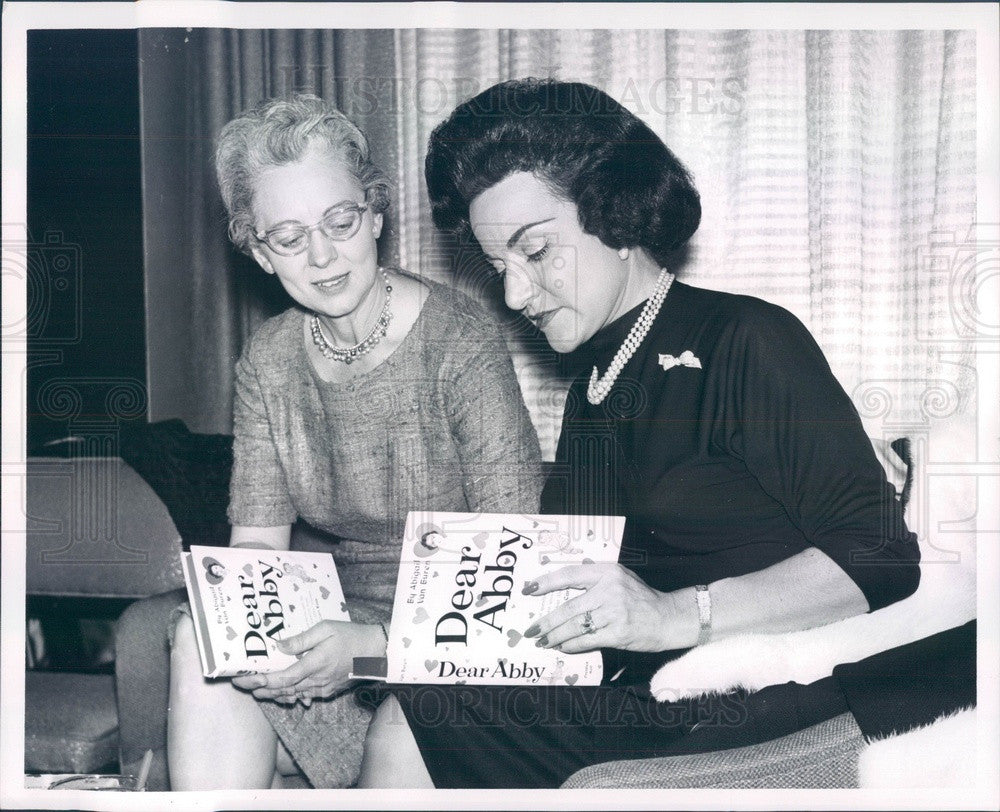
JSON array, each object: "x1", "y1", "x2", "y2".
[
  {"x1": 352, "y1": 512, "x2": 625, "y2": 687},
  {"x1": 182, "y1": 545, "x2": 350, "y2": 678}
]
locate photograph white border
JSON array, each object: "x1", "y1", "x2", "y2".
[{"x1": 3, "y1": 3, "x2": 998, "y2": 810}]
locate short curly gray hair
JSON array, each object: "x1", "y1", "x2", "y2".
[{"x1": 216, "y1": 94, "x2": 391, "y2": 255}]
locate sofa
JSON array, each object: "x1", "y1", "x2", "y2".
[
  {"x1": 29, "y1": 420, "x2": 976, "y2": 790},
  {"x1": 24, "y1": 455, "x2": 185, "y2": 780}
]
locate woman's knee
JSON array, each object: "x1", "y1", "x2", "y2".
[
  {"x1": 359, "y1": 697, "x2": 433, "y2": 788},
  {"x1": 368, "y1": 695, "x2": 407, "y2": 737},
  {"x1": 168, "y1": 611, "x2": 202, "y2": 673}
]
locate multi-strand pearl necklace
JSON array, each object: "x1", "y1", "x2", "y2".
[
  {"x1": 587, "y1": 268, "x2": 675, "y2": 405},
  {"x1": 310, "y1": 267, "x2": 393, "y2": 364}
]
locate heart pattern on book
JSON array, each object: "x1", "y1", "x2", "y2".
[
  {"x1": 378, "y1": 512, "x2": 625, "y2": 686},
  {"x1": 183, "y1": 544, "x2": 350, "y2": 678}
]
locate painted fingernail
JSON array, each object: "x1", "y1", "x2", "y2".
[
  {"x1": 535, "y1": 636, "x2": 548, "y2": 647},
  {"x1": 522, "y1": 581, "x2": 538, "y2": 595},
  {"x1": 524, "y1": 624, "x2": 540, "y2": 638}
]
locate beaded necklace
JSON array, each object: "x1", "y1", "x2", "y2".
[
  {"x1": 310, "y1": 267, "x2": 393, "y2": 364},
  {"x1": 586, "y1": 268, "x2": 675, "y2": 405}
]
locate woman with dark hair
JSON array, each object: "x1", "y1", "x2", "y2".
[
  {"x1": 357, "y1": 78, "x2": 921, "y2": 788},
  {"x1": 167, "y1": 95, "x2": 543, "y2": 789}
]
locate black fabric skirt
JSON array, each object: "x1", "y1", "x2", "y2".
[
  {"x1": 364, "y1": 677, "x2": 849, "y2": 789},
  {"x1": 363, "y1": 620, "x2": 976, "y2": 789}
]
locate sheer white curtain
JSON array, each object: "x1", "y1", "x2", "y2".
[{"x1": 140, "y1": 28, "x2": 977, "y2": 463}]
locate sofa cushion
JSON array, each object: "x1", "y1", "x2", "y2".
[
  {"x1": 26, "y1": 457, "x2": 184, "y2": 599},
  {"x1": 561, "y1": 711, "x2": 865, "y2": 788},
  {"x1": 25, "y1": 671, "x2": 119, "y2": 774}
]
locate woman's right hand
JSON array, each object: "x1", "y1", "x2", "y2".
[
  {"x1": 231, "y1": 620, "x2": 385, "y2": 705},
  {"x1": 523, "y1": 563, "x2": 699, "y2": 654}
]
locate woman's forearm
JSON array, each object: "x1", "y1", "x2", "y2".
[
  {"x1": 229, "y1": 524, "x2": 292, "y2": 551},
  {"x1": 669, "y1": 547, "x2": 870, "y2": 648}
]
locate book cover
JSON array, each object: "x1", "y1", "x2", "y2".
[
  {"x1": 367, "y1": 512, "x2": 624, "y2": 686},
  {"x1": 182, "y1": 545, "x2": 350, "y2": 678}
]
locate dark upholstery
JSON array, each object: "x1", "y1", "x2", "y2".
[
  {"x1": 119, "y1": 419, "x2": 233, "y2": 550},
  {"x1": 24, "y1": 671, "x2": 119, "y2": 774},
  {"x1": 562, "y1": 712, "x2": 865, "y2": 788},
  {"x1": 26, "y1": 457, "x2": 184, "y2": 598},
  {"x1": 25, "y1": 456, "x2": 185, "y2": 777}
]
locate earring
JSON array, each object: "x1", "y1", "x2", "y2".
[{"x1": 618, "y1": 247, "x2": 630, "y2": 261}]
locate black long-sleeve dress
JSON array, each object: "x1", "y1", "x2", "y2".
[{"x1": 385, "y1": 281, "x2": 921, "y2": 788}]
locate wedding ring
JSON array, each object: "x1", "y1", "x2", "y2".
[{"x1": 581, "y1": 610, "x2": 596, "y2": 635}]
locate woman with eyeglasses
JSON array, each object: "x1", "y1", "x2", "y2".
[{"x1": 166, "y1": 95, "x2": 543, "y2": 789}]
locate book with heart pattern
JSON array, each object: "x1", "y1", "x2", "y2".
[
  {"x1": 182, "y1": 545, "x2": 350, "y2": 677},
  {"x1": 352, "y1": 512, "x2": 624, "y2": 686}
]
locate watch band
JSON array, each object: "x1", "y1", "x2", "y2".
[{"x1": 694, "y1": 584, "x2": 712, "y2": 646}]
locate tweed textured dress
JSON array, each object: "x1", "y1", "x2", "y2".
[{"x1": 227, "y1": 275, "x2": 544, "y2": 787}]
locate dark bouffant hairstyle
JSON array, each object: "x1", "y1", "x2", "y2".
[{"x1": 425, "y1": 79, "x2": 701, "y2": 265}]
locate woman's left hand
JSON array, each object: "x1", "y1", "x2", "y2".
[
  {"x1": 231, "y1": 620, "x2": 381, "y2": 705},
  {"x1": 523, "y1": 564, "x2": 698, "y2": 654}
]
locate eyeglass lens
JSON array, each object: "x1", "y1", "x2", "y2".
[{"x1": 264, "y1": 206, "x2": 365, "y2": 255}]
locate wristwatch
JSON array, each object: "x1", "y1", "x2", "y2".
[{"x1": 694, "y1": 584, "x2": 712, "y2": 646}]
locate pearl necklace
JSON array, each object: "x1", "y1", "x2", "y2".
[
  {"x1": 587, "y1": 268, "x2": 675, "y2": 405},
  {"x1": 310, "y1": 268, "x2": 393, "y2": 364}
]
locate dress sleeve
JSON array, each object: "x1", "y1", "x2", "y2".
[
  {"x1": 443, "y1": 313, "x2": 545, "y2": 515},
  {"x1": 727, "y1": 302, "x2": 920, "y2": 611},
  {"x1": 227, "y1": 342, "x2": 297, "y2": 528}
]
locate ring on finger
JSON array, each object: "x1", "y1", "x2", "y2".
[{"x1": 581, "y1": 609, "x2": 597, "y2": 635}]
